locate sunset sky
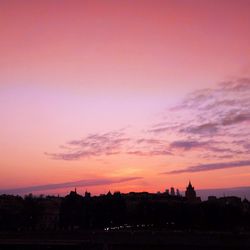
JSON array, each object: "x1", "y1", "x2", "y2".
[{"x1": 1, "y1": 0, "x2": 250, "y2": 196}]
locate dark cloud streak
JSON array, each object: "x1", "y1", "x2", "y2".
[
  {"x1": 163, "y1": 160, "x2": 250, "y2": 174},
  {"x1": 0, "y1": 177, "x2": 143, "y2": 195}
]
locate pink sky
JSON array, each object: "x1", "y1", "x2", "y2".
[{"x1": 0, "y1": 0, "x2": 250, "y2": 195}]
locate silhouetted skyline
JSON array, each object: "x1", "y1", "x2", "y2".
[
  {"x1": 1, "y1": 181, "x2": 250, "y2": 233},
  {"x1": 1, "y1": 182, "x2": 250, "y2": 201}
]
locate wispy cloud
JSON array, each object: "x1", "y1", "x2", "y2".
[
  {"x1": 127, "y1": 150, "x2": 172, "y2": 156},
  {"x1": 167, "y1": 77, "x2": 250, "y2": 129},
  {"x1": 163, "y1": 160, "x2": 250, "y2": 174},
  {"x1": 150, "y1": 77, "x2": 250, "y2": 160},
  {"x1": 46, "y1": 78, "x2": 250, "y2": 164},
  {"x1": 46, "y1": 130, "x2": 173, "y2": 160},
  {"x1": 179, "y1": 123, "x2": 218, "y2": 136},
  {"x1": 0, "y1": 177, "x2": 143, "y2": 195},
  {"x1": 221, "y1": 112, "x2": 250, "y2": 126},
  {"x1": 45, "y1": 130, "x2": 130, "y2": 160},
  {"x1": 170, "y1": 140, "x2": 209, "y2": 151}
]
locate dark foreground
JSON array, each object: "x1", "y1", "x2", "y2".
[{"x1": 0, "y1": 231, "x2": 250, "y2": 250}]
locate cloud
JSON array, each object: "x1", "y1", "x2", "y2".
[
  {"x1": 168, "y1": 139, "x2": 238, "y2": 156},
  {"x1": 0, "y1": 177, "x2": 143, "y2": 195},
  {"x1": 127, "y1": 150, "x2": 172, "y2": 156},
  {"x1": 45, "y1": 151, "x2": 96, "y2": 161},
  {"x1": 173, "y1": 78, "x2": 250, "y2": 127},
  {"x1": 163, "y1": 160, "x2": 250, "y2": 174},
  {"x1": 47, "y1": 77, "x2": 250, "y2": 162},
  {"x1": 46, "y1": 129, "x2": 173, "y2": 160},
  {"x1": 179, "y1": 123, "x2": 219, "y2": 135},
  {"x1": 174, "y1": 78, "x2": 250, "y2": 113},
  {"x1": 46, "y1": 130, "x2": 130, "y2": 161},
  {"x1": 170, "y1": 140, "x2": 209, "y2": 151},
  {"x1": 136, "y1": 139, "x2": 162, "y2": 144},
  {"x1": 244, "y1": 143, "x2": 250, "y2": 151},
  {"x1": 148, "y1": 126, "x2": 171, "y2": 134},
  {"x1": 219, "y1": 78, "x2": 250, "y2": 92},
  {"x1": 221, "y1": 112, "x2": 250, "y2": 126},
  {"x1": 149, "y1": 77, "x2": 250, "y2": 160}
]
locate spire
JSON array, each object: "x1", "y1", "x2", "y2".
[
  {"x1": 185, "y1": 181, "x2": 197, "y2": 201},
  {"x1": 188, "y1": 181, "x2": 192, "y2": 188}
]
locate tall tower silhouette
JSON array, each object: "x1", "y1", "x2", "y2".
[{"x1": 185, "y1": 181, "x2": 197, "y2": 201}]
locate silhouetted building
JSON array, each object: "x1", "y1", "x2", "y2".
[
  {"x1": 185, "y1": 181, "x2": 200, "y2": 202},
  {"x1": 0, "y1": 187, "x2": 250, "y2": 232},
  {"x1": 219, "y1": 196, "x2": 241, "y2": 206},
  {"x1": 170, "y1": 187, "x2": 175, "y2": 196},
  {"x1": 85, "y1": 191, "x2": 91, "y2": 198},
  {"x1": 176, "y1": 189, "x2": 181, "y2": 197},
  {"x1": 165, "y1": 189, "x2": 169, "y2": 195},
  {"x1": 37, "y1": 197, "x2": 61, "y2": 230},
  {"x1": 208, "y1": 196, "x2": 217, "y2": 201},
  {"x1": 107, "y1": 191, "x2": 112, "y2": 197},
  {"x1": 242, "y1": 198, "x2": 250, "y2": 213}
]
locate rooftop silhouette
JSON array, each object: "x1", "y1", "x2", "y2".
[{"x1": 0, "y1": 182, "x2": 249, "y2": 233}]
